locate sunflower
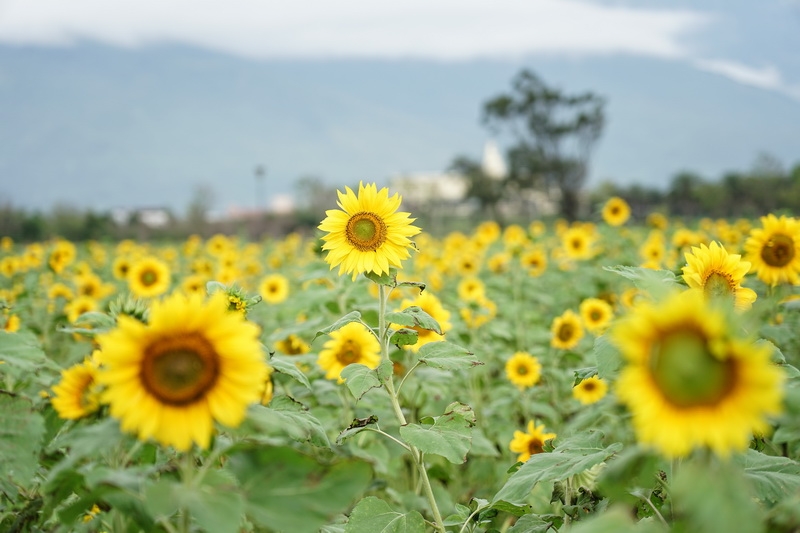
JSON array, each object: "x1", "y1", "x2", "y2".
[
  {"x1": 112, "y1": 256, "x2": 133, "y2": 280},
  {"x1": 460, "y1": 297, "x2": 497, "y2": 329},
  {"x1": 744, "y1": 214, "x2": 800, "y2": 286},
  {"x1": 396, "y1": 292, "x2": 452, "y2": 352},
  {"x1": 612, "y1": 291, "x2": 784, "y2": 458},
  {"x1": 520, "y1": 248, "x2": 548, "y2": 277},
  {"x1": 318, "y1": 182, "x2": 420, "y2": 281},
  {"x1": 579, "y1": 298, "x2": 614, "y2": 334},
  {"x1": 275, "y1": 333, "x2": 311, "y2": 355},
  {"x1": 180, "y1": 274, "x2": 207, "y2": 296},
  {"x1": 127, "y1": 256, "x2": 171, "y2": 298},
  {"x1": 505, "y1": 352, "x2": 542, "y2": 389},
  {"x1": 317, "y1": 321, "x2": 381, "y2": 382},
  {"x1": 3, "y1": 314, "x2": 20, "y2": 333},
  {"x1": 51, "y1": 357, "x2": 102, "y2": 419},
  {"x1": 259, "y1": 274, "x2": 290, "y2": 304},
  {"x1": 502, "y1": 224, "x2": 529, "y2": 250},
  {"x1": 561, "y1": 226, "x2": 595, "y2": 260},
  {"x1": 601, "y1": 196, "x2": 630, "y2": 226},
  {"x1": 573, "y1": 376, "x2": 608, "y2": 405},
  {"x1": 647, "y1": 212, "x2": 668, "y2": 230},
  {"x1": 487, "y1": 252, "x2": 511, "y2": 274},
  {"x1": 550, "y1": 309, "x2": 584, "y2": 350},
  {"x1": 682, "y1": 241, "x2": 757, "y2": 310},
  {"x1": 457, "y1": 277, "x2": 486, "y2": 302},
  {"x1": 474, "y1": 220, "x2": 501, "y2": 245},
  {"x1": 509, "y1": 420, "x2": 557, "y2": 463},
  {"x1": 95, "y1": 291, "x2": 268, "y2": 451},
  {"x1": 65, "y1": 296, "x2": 98, "y2": 323}
]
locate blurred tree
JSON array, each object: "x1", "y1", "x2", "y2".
[
  {"x1": 482, "y1": 69, "x2": 605, "y2": 220},
  {"x1": 185, "y1": 183, "x2": 215, "y2": 234},
  {"x1": 449, "y1": 155, "x2": 505, "y2": 222}
]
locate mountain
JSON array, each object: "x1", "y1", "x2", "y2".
[{"x1": 0, "y1": 43, "x2": 798, "y2": 215}]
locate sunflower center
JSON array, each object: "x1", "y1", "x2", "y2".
[
  {"x1": 140, "y1": 269, "x2": 158, "y2": 287},
  {"x1": 650, "y1": 330, "x2": 734, "y2": 408},
  {"x1": 761, "y1": 234, "x2": 795, "y2": 267},
  {"x1": 516, "y1": 364, "x2": 529, "y2": 375},
  {"x1": 346, "y1": 212, "x2": 387, "y2": 252},
  {"x1": 582, "y1": 381, "x2": 596, "y2": 392},
  {"x1": 703, "y1": 272, "x2": 735, "y2": 303},
  {"x1": 558, "y1": 323, "x2": 575, "y2": 342},
  {"x1": 527, "y1": 437, "x2": 545, "y2": 455},
  {"x1": 141, "y1": 334, "x2": 220, "y2": 406},
  {"x1": 571, "y1": 239, "x2": 583, "y2": 250},
  {"x1": 590, "y1": 310, "x2": 602, "y2": 321},
  {"x1": 336, "y1": 340, "x2": 361, "y2": 365}
]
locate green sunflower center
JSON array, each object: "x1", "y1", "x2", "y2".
[
  {"x1": 141, "y1": 335, "x2": 220, "y2": 405},
  {"x1": 346, "y1": 212, "x2": 387, "y2": 252},
  {"x1": 703, "y1": 272, "x2": 735, "y2": 303},
  {"x1": 650, "y1": 330, "x2": 734, "y2": 408},
  {"x1": 761, "y1": 234, "x2": 795, "y2": 267},
  {"x1": 140, "y1": 269, "x2": 158, "y2": 287},
  {"x1": 336, "y1": 340, "x2": 361, "y2": 365}
]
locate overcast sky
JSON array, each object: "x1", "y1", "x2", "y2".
[{"x1": 1, "y1": 0, "x2": 798, "y2": 99}]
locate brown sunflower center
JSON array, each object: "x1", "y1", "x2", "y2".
[
  {"x1": 590, "y1": 310, "x2": 602, "y2": 322},
  {"x1": 140, "y1": 334, "x2": 220, "y2": 405},
  {"x1": 345, "y1": 212, "x2": 387, "y2": 252},
  {"x1": 582, "y1": 381, "x2": 597, "y2": 392},
  {"x1": 703, "y1": 272, "x2": 735, "y2": 303},
  {"x1": 516, "y1": 364, "x2": 529, "y2": 375},
  {"x1": 761, "y1": 234, "x2": 795, "y2": 267},
  {"x1": 336, "y1": 340, "x2": 361, "y2": 365},
  {"x1": 527, "y1": 437, "x2": 545, "y2": 455},
  {"x1": 571, "y1": 238, "x2": 583, "y2": 250},
  {"x1": 610, "y1": 206, "x2": 620, "y2": 215},
  {"x1": 650, "y1": 330, "x2": 734, "y2": 408},
  {"x1": 558, "y1": 323, "x2": 575, "y2": 342},
  {"x1": 140, "y1": 269, "x2": 158, "y2": 287}
]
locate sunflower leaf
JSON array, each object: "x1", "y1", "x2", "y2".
[
  {"x1": 593, "y1": 335, "x2": 622, "y2": 380},
  {"x1": 340, "y1": 364, "x2": 383, "y2": 401},
  {"x1": 397, "y1": 280, "x2": 426, "y2": 293},
  {"x1": 336, "y1": 415, "x2": 379, "y2": 445},
  {"x1": 735, "y1": 449, "x2": 800, "y2": 504},
  {"x1": 416, "y1": 341, "x2": 483, "y2": 371},
  {"x1": 0, "y1": 393, "x2": 45, "y2": 495},
  {"x1": 364, "y1": 269, "x2": 396, "y2": 286},
  {"x1": 399, "y1": 402, "x2": 474, "y2": 464},
  {"x1": 241, "y1": 399, "x2": 330, "y2": 448},
  {"x1": 389, "y1": 327, "x2": 418, "y2": 347},
  {"x1": 312, "y1": 311, "x2": 363, "y2": 343},
  {"x1": 268, "y1": 354, "x2": 312, "y2": 389},
  {"x1": 56, "y1": 312, "x2": 116, "y2": 335},
  {"x1": 385, "y1": 306, "x2": 442, "y2": 334},
  {"x1": 344, "y1": 496, "x2": 426, "y2": 533},
  {"x1": 602, "y1": 266, "x2": 682, "y2": 298}
]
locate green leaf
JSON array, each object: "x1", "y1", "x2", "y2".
[
  {"x1": 336, "y1": 416, "x2": 379, "y2": 445},
  {"x1": 597, "y1": 446, "x2": 662, "y2": 503},
  {"x1": 416, "y1": 341, "x2": 483, "y2": 371},
  {"x1": 736, "y1": 449, "x2": 800, "y2": 504},
  {"x1": 0, "y1": 394, "x2": 45, "y2": 494},
  {"x1": 313, "y1": 311, "x2": 363, "y2": 343},
  {"x1": 399, "y1": 402, "x2": 474, "y2": 464},
  {"x1": 389, "y1": 327, "x2": 418, "y2": 347},
  {"x1": 364, "y1": 269, "x2": 396, "y2": 286},
  {"x1": 397, "y1": 280, "x2": 426, "y2": 293},
  {"x1": 341, "y1": 363, "x2": 383, "y2": 401},
  {"x1": 493, "y1": 432, "x2": 622, "y2": 505},
  {"x1": 573, "y1": 366, "x2": 598, "y2": 385},
  {"x1": 0, "y1": 330, "x2": 61, "y2": 381},
  {"x1": 602, "y1": 265, "x2": 682, "y2": 298},
  {"x1": 593, "y1": 335, "x2": 622, "y2": 380},
  {"x1": 56, "y1": 311, "x2": 116, "y2": 335},
  {"x1": 269, "y1": 354, "x2": 312, "y2": 389},
  {"x1": 758, "y1": 339, "x2": 800, "y2": 378},
  {"x1": 229, "y1": 446, "x2": 372, "y2": 533},
  {"x1": 566, "y1": 506, "x2": 664, "y2": 533},
  {"x1": 239, "y1": 398, "x2": 330, "y2": 447},
  {"x1": 507, "y1": 513, "x2": 558, "y2": 533},
  {"x1": 672, "y1": 459, "x2": 763, "y2": 533},
  {"x1": 385, "y1": 306, "x2": 442, "y2": 334},
  {"x1": 344, "y1": 496, "x2": 426, "y2": 533}
]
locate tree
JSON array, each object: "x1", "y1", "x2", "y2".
[
  {"x1": 482, "y1": 69, "x2": 605, "y2": 220},
  {"x1": 449, "y1": 155, "x2": 505, "y2": 222}
]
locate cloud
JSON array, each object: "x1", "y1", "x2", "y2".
[
  {"x1": 693, "y1": 58, "x2": 800, "y2": 100},
  {"x1": 0, "y1": 0, "x2": 709, "y2": 60}
]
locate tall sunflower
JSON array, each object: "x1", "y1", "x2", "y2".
[
  {"x1": 550, "y1": 309, "x2": 584, "y2": 350},
  {"x1": 509, "y1": 420, "x2": 556, "y2": 463},
  {"x1": 317, "y1": 321, "x2": 381, "y2": 382},
  {"x1": 682, "y1": 241, "x2": 756, "y2": 310},
  {"x1": 127, "y1": 256, "x2": 171, "y2": 298},
  {"x1": 744, "y1": 214, "x2": 800, "y2": 286},
  {"x1": 505, "y1": 352, "x2": 542, "y2": 389},
  {"x1": 96, "y1": 291, "x2": 268, "y2": 451},
  {"x1": 613, "y1": 291, "x2": 784, "y2": 458},
  {"x1": 318, "y1": 182, "x2": 420, "y2": 281},
  {"x1": 601, "y1": 196, "x2": 631, "y2": 226}
]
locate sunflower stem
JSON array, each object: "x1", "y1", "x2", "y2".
[
  {"x1": 178, "y1": 452, "x2": 195, "y2": 533},
  {"x1": 378, "y1": 283, "x2": 446, "y2": 533}
]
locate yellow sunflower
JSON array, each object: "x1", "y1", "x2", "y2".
[
  {"x1": 613, "y1": 291, "x2": 784, "y2": 458},
  {"x1": 520, "y1": 248, "x2": 548, "y2": 277},
  {"x1": 275, "y1": 333, "x2": 311, "y2": 355},
  {"x1": 561, "y1": 226, "x2": 595, "y2": 260},
  {"x1": 65, "y1": 296, "x2": 98, "y2": 323},
  {"x1": 259, "y1": 273, "x2": 290, "y2": 304},
  {"x1": 460, "y1": 297, "x2": 497, "y2": 329},
  {"x1": 396, "y1": 292, "x2": 452, "y2": 352},
  {"x1": 317, "y1": 321, "x2": 381, "y2": 382},
  {"x1": 112, "y1": 256, "x2": 133, "y2": 280},
  {"x1": 95, "y1": 291, "x2": 268, "y2": 451},
  {"x1": 505, "y1": 351, "x2": 542, "y2": 389},
  {"x1": 457, "y1": 277, "x2": 486, "y2": 302},
  {"x1": 180, "y1": 274, "x2": 207, "y2": 296},
  {"x1": 744, "y1": 214, "x2": 800, "y2": 286},
  {"x1": 509, "y1": 420, "x2": 557, "y2": 463},
  {"x1": 682, "y1": 241, "x2": 757, "y2": 310},
  {"x1": 51, "y1": 357, "x2": 102, "y2": 419},
  {"x1": 550, "y1": 309, "x2": 584, "y2": 350},
  {"x1": 601, "y1": 196, "x2": 631, "y2": 226},
  {"x1": 579, "y1": 298, "x2": 614, "y2": 334},
  {"x1": 3, "y1": 314, "x2": 21, "y2": 333},
  {"x1": 573, "y1": 376, "x2": 608, "y2": 405},
  {"x1": 127, "y1": 256, "x2": 171, "y2": 298},
  {"x1": 318, "y1": 182, "x2": 421, "y2": 281}
]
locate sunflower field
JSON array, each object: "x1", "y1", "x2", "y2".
[{"x1": 1, "y1": 185, "x2": 800, "y2": 533}]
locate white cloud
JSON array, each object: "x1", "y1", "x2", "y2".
[
  {"x1": 693, "y1": 58, "x2": 800, "y2": 100},
  {"x1": 0, "y1": 0, "x2": 709, "y2": 60}
]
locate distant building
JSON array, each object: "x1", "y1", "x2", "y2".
[
  {"x1": 111, "y1": 207, "x2": 172, "y2": 228},
  {"x1": 389, "y1": 171, "x2": 468, "y2": 210}
]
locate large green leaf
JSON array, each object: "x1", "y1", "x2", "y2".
[
  {"x1": 344, "y1": 496, "x2": 426, "y2": 533},
  {"x1": 593, "y1": 335, "x2": 622, "y2": 380},
  {"x1": 492, "y1": 432, "x2": 622, "y2": 505},
  {"x1": 0, "y1": 331, "x2": 61, "y2": 383},
  {"x1": 312, "y1": 311, "x2": 364, "y2": 343},
  {"x1": 736, "y1": 449, "x2": 800, "y2": 504},
  {"x1": 602, "y1": 266, "x2": 682, "y2": 297},
  {"x1": 341, "y1": 362, "x2": 389, "y2": 401},
  {"x1": 0, "y1": 394, "x2": 45, "y2": 494},
  {"x1": 399, "y1": 402, "x2": 474, "y2": 464},
  {"x1": 385, "y1": 307, "x2": 442, "y2": 334},
  {"x1": 269, "y1": 354, "x2": 311, "y2": 389},
  {"x1": 507, "y1": 513, "x2": 560, "y2": 533},
  {"x1": 238, "y1": 398, "x2": 330, "y2": 447},
  {"x1": 416, "y1": 342, "x2": 483, "y2": 371},
  {"x1": 228, "y1": 446, "x2": 372, "y2": 533},
  {"x1": 567, "y1": 506, "x2": 665, "y2": 533}
]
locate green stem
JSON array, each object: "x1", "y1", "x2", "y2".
[
  {"x1": 378, "y1": 284, "x2": 445, "y2": 533},
  {"x1": 179, "y1": 452, "x2": 195, "y2": 533}
]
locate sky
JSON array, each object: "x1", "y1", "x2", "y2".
[{"x1": 0, "y1": 0, "x2": 798, "y2": 215}]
